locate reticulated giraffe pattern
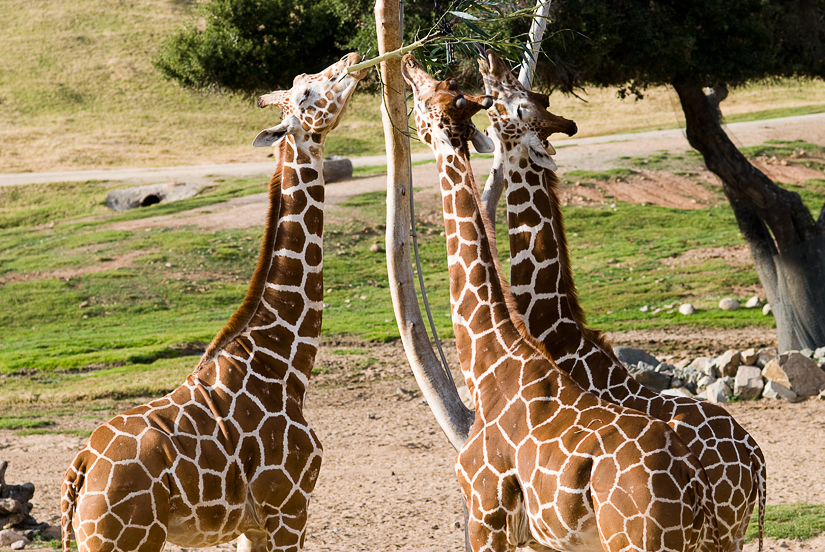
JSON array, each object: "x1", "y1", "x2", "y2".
[
  {"x1": 401, "y1": 53, "x2": 720, "y2": 552},
  {"x1": 60, "y1": 53, "x2": 366, "y2": 552},
  {"x1": 478, "y1": 49, "x2": 766, "y2": 552}
]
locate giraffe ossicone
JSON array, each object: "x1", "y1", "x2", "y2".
[
  {"x1": 402, "y1": 52, "x2": 720, "y2": 552},
  {"x1": 479, "y1": 48, "x2": 766, "y2": 552},
  {"x1": 61, "y1": 53, "x2": 365, "y2": 552}
]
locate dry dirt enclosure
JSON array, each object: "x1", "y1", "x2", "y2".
[{"x1": 4, "y1": 336, "x2": 825, "y2": 552}]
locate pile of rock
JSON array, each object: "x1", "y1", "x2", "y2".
[
  {"x1": 0, "y1": 462, "x2": 61, "y2": 549},
  {"x1": 615, "y1": 346, "x2": 825, "y2": 403}
]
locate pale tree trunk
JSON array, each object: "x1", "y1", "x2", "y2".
[
  {"x1": 673, "y1": 82, "x2": 825, "y2": 352},
  {"x1": 481, "y1": 0, "x2": 551, "y2": 227},
  {"x1": 375, "y1": 0, "x2": 473, "y2": 451}
]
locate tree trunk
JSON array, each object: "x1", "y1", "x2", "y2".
[
  {"x1": 375, "y1": 0, "x2": 473, "y2": 451},
  {"x1": 673, "y1": 82, "x2": 825, "y2": 352}
]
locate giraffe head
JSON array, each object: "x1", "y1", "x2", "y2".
[
  {"x1": 478, "y1": 49, "x2": 577, "y2": 170},
  {"x1": 401, "y1": 54, "x2": 494, "y2": 156},
  {"x1": 253, "y1": 52, "x2": 367, "y2": 151}
]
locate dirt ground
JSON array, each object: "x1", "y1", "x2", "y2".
[{"x1": 4, "y1": 336, "x2": 825, "y2": 552}]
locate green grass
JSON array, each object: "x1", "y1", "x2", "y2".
[
  {"x1": 0, "y1": 416, "x2": 53, "y2": 430},
  {"x1": 746, "y1": 503, "x2": 825, "y2": 542}
]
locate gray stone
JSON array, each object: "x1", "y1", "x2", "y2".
[
  {"x1": 740, "y1": 347, "x2": 759, "y2": 366},
  {"x1": 696, "y1": 390, "x2": 708, "y2": 400},
  {"x1": 762, "y1": 303, "x2": 773, "y2": 316},
  {"x1": 696, "y1": 375, "x2": 716, "y2": 390},
  {"x1": 719, "y1": 297, "x2": 740, "y2": 311},
  {"x1": 11, "y1": 540, "x2": 25, "y2": 550},
  {"x1": 628, "y1": 362, "x2": 672, "y2": 393},
  {"x1": 661, "y1": 387, "x2": 694, "y2": 398},
  {"x1": 672, "y1": 358, "x2": 692, "y2": 370},
  {"x1": 764, "y1": 351, "x2": 825, "y2": 397},
  {"x1": 734, "y1": 365, "x2": 764, "y2": 400},
  {"x1": 39, "y1": 525, "x2": 62, "y2": 541},
  {"x1": 639, "y1": 305, "x2": 650, "y2": 312},
  {"x1": 756, "y1": 347, "x2": 778, "y2": 368},
  {"x1": 105, "y1": 182, "x2": 205, "y2": 211},
  {"x1": 689, "y1": 357, "x2": 718, "y2": 378},
  {"x1": 799, "y1": 348, "x2": 815, "y2": 358},
  {"x1": 0, "y1": 531, "x2": 29, "y2": 547},
  {"x1": 679, "y1": 303, "x2": 695, "y2": 315},
  {"x1": 762, "y1": 380, "x2": 798, "y2": 401},
  {"x1": 0, "y1": 499, "x2": 23, "y2": 516},
  {"x1": 706, "y1": 379, "x2": 731, "y2": 404},
  {"x1": 814, "y1": 346, "x2": 825, "y2": 362},
  {"x1": 323, "y1": 155, "x2": 354, "y2": 184},
  {"x1": 715, "y1": 349, "x2": 741, "y2": 377},
  {"x1": 745, "y1": 295, "x2": 762, "y2": 309},
  {"x1": 613, "y1": 347, "x2": 660, "y2": 369}
]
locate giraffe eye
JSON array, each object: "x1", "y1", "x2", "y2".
[
  {"x1": 516, "y1": 106, "x2": 524, "y2": 120},
  {"x1": 299, "y1": 89, "x2": 311, "y2": 105}
]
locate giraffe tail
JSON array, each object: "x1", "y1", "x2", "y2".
[
  {"x1": 61, "y1": 459, "x2": 85, "y2": 552},
  {"x1": 751, "y1": 445, "x2": 767, "y2": 552}
]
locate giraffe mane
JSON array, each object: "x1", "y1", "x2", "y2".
[
  {"x1": 197, "y1": 141, "x2": 286, "y2": 369},
  {"x1": 538, "y1": 166, "x2": 615, "y2": 353}
]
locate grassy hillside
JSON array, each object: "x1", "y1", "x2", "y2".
[{"x1": 1, "y1": 0, "x2": 825, "y2": 173}]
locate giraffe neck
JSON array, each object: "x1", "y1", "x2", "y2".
[
  {"x1": 435, "y1": 144, "x2": 525, "y2": 393},
  {"x1": 503, "y1": 143, "x2": 611, "y2": 381},
  {"x1": 200, "y1": 137, "x2": 324, "y2": 393}
]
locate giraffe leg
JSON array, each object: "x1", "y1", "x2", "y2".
[{"x1": 238, "y1": 531, "x2": 268, "y2": 552}]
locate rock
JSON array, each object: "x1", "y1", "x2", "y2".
[
  {"x1": 0, "y1": 531, "x2": 29, "y2": 547},
  {"x1": 756, "y1": 347, "x2": 778, "y2": 368},
  {"x1": 369, "y1": 243, "x2": 383, "y2": 253},
  {"x1": 799, "y1": 348, "x2": 814, "y2": 358},
  {"x1": 39, "y1": 525, "x2": 61, "y2": 541},
  {"x1": 11, "y1": 539, "x2": 25, "y2": 550},
  {"x1": 613, "y1": 347, "x2": 660, "y2": 369},
  {"x1": 679, "y1": 303, "x2": 695, "y2": 315},
  {"x1": 706, "y1": 379, "x2": 731, "y2": 404},
  {"x1": 323, "y1": 155, "x2": 354, "y2": 184},
  {"x1": 696, "y1": 390, "x2": 708, "y2": 400},
  {"x1": 456, "y1": 385, "x2": 475, "y2": 410},
  {"x1": 740, "y1": 347, "x2": 759, "y2": 366},
  {"x1": 0, "y1": 499, "x2": 23, "y2": 516},
  {"x1": 814, "y1": 346, "x2": 825, "y2": 361},
  {"x1": 734, "y1": 365, "x2": 764, "y2": 400},
  {"x1": 661, "y1": 388, "x2": 694, "y2": 398},
  {"x1": 762, "y1": 352, "x2": 825, "y2": 397},
  {"x1": 672, "y1": 358, "x2": 692, "y2": 370},
  {"x1": 762, "y1": 303, "x2": 772, "y2": 316},
  {"x1": 697, "y1": 375, "x2": 716, "y2": 390},
  {"x1": 719, "y1": 297, "x2": 740, "y2": 311},
  {"x1": 639, "y1": 305, "x2": 650, "y2": 312},
  {"x1": 762, "y1": 380, "x2": 798, "y2": 401},
  {"x1": 105, "y1": 182, "x2": 204, "y2": 211},
  {"x1": 689, "y1": 357, "x2": 718, "y2": 378},
  {"x1": 715, "y1": 349, "x2": 741, "y2": 377},
  {"x1": 628, "y1": 362, "x2": 672, "y2": 393},
  {"x1": 745, "y1": 295, "x2": 762, "y2": 309}
]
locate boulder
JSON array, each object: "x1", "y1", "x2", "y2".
[
  {"x1": 628, "y1": 362, "x2": 672, "y2": 393},
  {"x1": 679, "y1": 303, "x2": 695, "y2": 315},
  {"x1": 696, "y1": 375, "x2": 716, "y2": 390},
  {"x1": 105, "y1": 182, "x2": 204, "y2": 211},
  {"x1": 0, "y1": 530, "x2": 29, "y2": 547},
  {"x1": 762, "y1": 380, "x2": 798, "y2": 401},
  {"x1": 39, "y1": 525, "x2": 62, "y2": 541},
  {"x1": 689, "y1": 357, "x2": 718, "y2": 378},
  {"x1": 323, "y1": 155, "x2": 354, "y2": 184},
  {"x1": 734, "y1": 365, "x2": 764, "y2": 400},
  {"x1": 715, "y1": 350, "x2": 741, "y2": 377},
  {"x1": 762, "y1": 352, "x2": 825, "y2": 397},
  {"x1": 719, "y1": 297, "x2": 740, "y2": 311},
  {"x1": 613, "y1": 347, "x2": 660, "y2": 369},
  {"x1": 745, "y1": 296, "x2": 762, "y2": 309},
  {"x1": 740, "y1": 347, "x2": 759, "y2": 366},
  {"x1": 661, "y1": 388, "x2": 694, "y2": 398},
  {"x1": 706, "y1": 379, "x2": 731, "y2": 404},
  {"x1": 755, "y1": 347, "x2": 778, "y2": 368},
  {"x1": 814, "y1": 346, "x2": 825, "y2": 362}
]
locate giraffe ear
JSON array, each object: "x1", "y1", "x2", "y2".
[
  {"x1": 252, "y1": 115, "x2": 301, "y2": 147},
  {"x1": 524, "y1": 133, "x2": 558, "y2": 171},
  {"x1": 469, "y1": 127, "x2": 495, "y2": 153}
]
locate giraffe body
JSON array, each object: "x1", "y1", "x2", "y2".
[
  {"x1": 478, "y1": 49, "x2": 765, "y2": 552},
  {"x1": 61, "y1": 53, "x2": 366, "y2": 552},
  {"x1": 401, "y1": 54, "x2": 720, "y2": 552}
]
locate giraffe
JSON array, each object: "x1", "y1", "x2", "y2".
[
  {"x1": 477, "y1": 49, "x2": 766, "y2": 552},
  {"x1": 401, "y1": 53, "x2": 720, "y2": 552},
  {"x1": 60, "y1": 53, "x2": 366, "y2": 552}
]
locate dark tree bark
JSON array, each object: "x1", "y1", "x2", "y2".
[{"x1": 673, "y1": 82, "x2": 825, "y2": 352}]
